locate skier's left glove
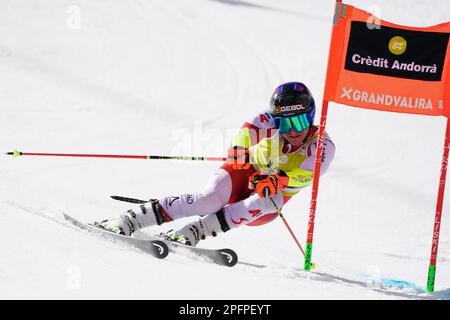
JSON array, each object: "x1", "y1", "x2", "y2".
[{"x1": 248, "y1": 171, "x2": 289, "y2": 198}]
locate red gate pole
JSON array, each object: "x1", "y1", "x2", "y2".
[
  {"x1": 304, "y1": 100, "x2": 330, "y2": 271},
  {"x1": 427, "y1": 116, "x2": 450, "y2": 293},
  {"x1": 303, "y1": 0, "x2": 342, "y2": 272}
]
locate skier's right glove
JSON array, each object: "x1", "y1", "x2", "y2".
[
  {"x1": 226, "y1": 146, "x2": 251, "y2": 170},
  {"x1": 248, "y1": 171, "x2": 289, "y2": 198}
]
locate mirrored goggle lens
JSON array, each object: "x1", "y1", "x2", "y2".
[{"x1": 274, "y1": 114, "x2": 310, "y2": 134}]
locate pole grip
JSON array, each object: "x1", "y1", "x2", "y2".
[{"x1": 5, "y1": 150, "x2": 22, "y2": 157}]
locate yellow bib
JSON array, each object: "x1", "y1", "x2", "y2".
[{"x1": 250, "y1": 131, "x2": 320, "y2": 196}]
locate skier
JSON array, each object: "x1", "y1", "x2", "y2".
[{"x1": 95, "y1": 82, "x2": 335, "y2": 246}]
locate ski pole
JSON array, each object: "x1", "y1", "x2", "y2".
[
  {"x1": 5, "y1": 149, "x2": 226, "y2": 162},
  {"x1": 269, "y1": 197, "x2": 316, "y2": 270}
]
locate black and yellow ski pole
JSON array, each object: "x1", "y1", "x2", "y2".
[{"x1": 6, "y1": 149, "x2": 226, "y2": 162}]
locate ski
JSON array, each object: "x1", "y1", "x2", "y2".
[
  {"x1": 110, "y1": 195, "x2": 149, "y2": 204},
  {"x1": 62, "y1": 213, "x2": 169, "y2": 259},
  {"x1": 109, "y1": 194, "x2": 238, "y2": 267},
  {"x1": 160, "y1": 239, "x2": 238, "y2": 267}
]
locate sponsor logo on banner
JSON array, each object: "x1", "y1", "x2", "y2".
[
  {"x1": 340, "y1": 87, "x2": 434, "y2": 111},
  {"x1": 345, "y1": 21, "x2": 449, "y2": 81},
  {"x1": 388, "y1": 36, "x2": 407, "y2": 55}
]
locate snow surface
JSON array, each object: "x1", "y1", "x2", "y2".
[{"x1": 1, "y1": 0, "x2": 449, "y2": 300}]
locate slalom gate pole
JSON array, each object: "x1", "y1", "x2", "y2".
[
  {"x1": 269, "y1": 197, "x2": 316, "y2": 270},
  {"x1": 5, "y1": 150, "x2": 226, "y2": 162},
  {"x1": 427, "y1": 116, "x2": 450, "y2": 293},
  {"x1": 303, "y1": 0, "x2": 342, "y2": 272},
  {"x1": 304, "y1": 100, "x2": 329, "y2": 272}
]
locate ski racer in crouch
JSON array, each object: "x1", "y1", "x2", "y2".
[{"x1": 95, "y1": 82, "x2": 336, "y2": 247}]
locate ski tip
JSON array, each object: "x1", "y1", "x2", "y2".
[
  {"x1": 61, "y1": 212, "x2": 72, "y2": 221},
  {"x1": 151, "y1": 241, "x2": 170, "y2": 259},
  {"x1": 219, "y1": 249, "x2": 238, "y2": 267},
  {"x1": 110, "y1": 195, "x2": 148, "y2": 204}
]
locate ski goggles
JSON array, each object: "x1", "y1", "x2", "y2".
[{"x1": 273, "y1": 113, "x2": 311, "y2": 134}]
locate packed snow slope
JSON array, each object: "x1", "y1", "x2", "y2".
[{"x1": 1, "y1": 0, "x2": 450, "y2": 299}]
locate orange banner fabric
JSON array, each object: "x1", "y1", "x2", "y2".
[{"x1": 324, "y1": 4, "x2": 450, "y2": 117}]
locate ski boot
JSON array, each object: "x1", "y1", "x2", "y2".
[
  {"x1": 94, "y1": 199, "x2": 170, "y2": 236},
  {"x1": 94, "y1": 218, "x2": 129, "y2": 235},
  {"x1": 161, "y1": 229, "x2": 193, "y2": 246},
  {"x1": 161, "y1": 209, "x2": 230, "y2": 247}
]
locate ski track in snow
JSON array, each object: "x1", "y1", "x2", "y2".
[
  {"x1": 3, "y1": 199, "x2": 447, "y2": 300},
  {"x1": 1, "y1": 0, "x2": 449, "y2": 299}
]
